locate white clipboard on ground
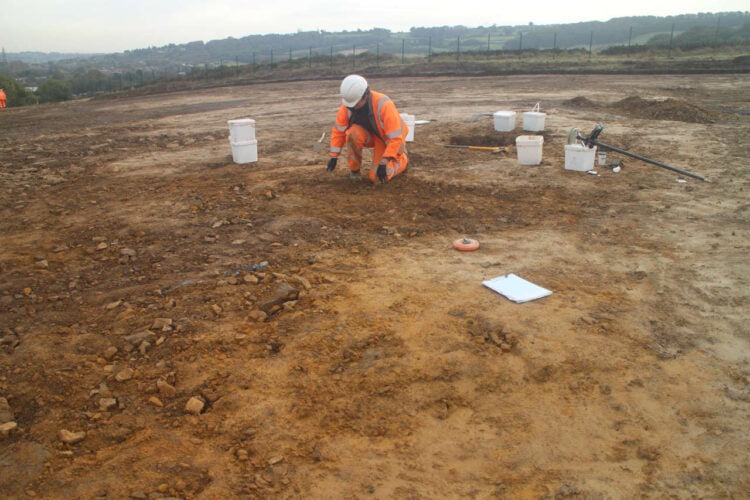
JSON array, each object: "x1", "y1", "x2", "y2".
[{"x1": 482, "y1": 273, "x2": 552, "y2": 303}]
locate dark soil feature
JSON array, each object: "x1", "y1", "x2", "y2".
[
  {"x1": 564, "y1": 96, "x2": 600, "y2": 108},
  {"x1": 447, "y1": 131, "x2": 554, "y2": 148}
]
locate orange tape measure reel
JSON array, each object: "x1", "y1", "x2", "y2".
[{"x1": 452, "y1": 237, "x2": 480, "y2": 251}]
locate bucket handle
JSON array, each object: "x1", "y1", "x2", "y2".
[{"x1": 531, "y1": 102, "x2": 540, "y2": 112}]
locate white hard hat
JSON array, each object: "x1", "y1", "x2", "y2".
[{"x1": 340, "y1": 75, "x2": 368, "y2": 107}]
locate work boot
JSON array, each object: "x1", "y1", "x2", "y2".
[{"x1": 348, "y1": 170, "x2": 361, "y2": 182}]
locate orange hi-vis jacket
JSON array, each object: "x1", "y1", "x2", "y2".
[
  {"x1": 0, "y1": 89, "x2": 6, "y2": 109},
  {"x1": 329, "y1": 90, "x2": 408, "y2": 160}
]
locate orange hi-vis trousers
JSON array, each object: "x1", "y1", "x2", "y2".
[{"x1": 344, "y1": 124, "x2": 408, "y2": 183}]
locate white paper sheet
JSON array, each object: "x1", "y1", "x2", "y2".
[{"x1": 482, "y1": 273, "x2": 552, "y2": 303}]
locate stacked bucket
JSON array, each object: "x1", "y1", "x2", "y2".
[
  {"x1": 228, "y1": 119, "x2": 257, "y2": 164},
  {"x1": 493, "y1": 103, "x2": 546, "y2": 165}
]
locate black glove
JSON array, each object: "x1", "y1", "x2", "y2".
[
  {"x1": 326, "y1": 157, "x2": 337, "y2": 172},
  {"x1": 377, "y1": 163, "x2": 387, "y2": 183}
]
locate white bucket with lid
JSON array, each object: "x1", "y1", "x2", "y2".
[
  {"x1": 228, "y1": 118, "x2": 256, "y2": 143},
  {"x1": 523, "y1": 103, "x2": 546, "y2": 132},
  {"x1": 516, "y1": 135, "x2": 544, "y2": 165},
  {"x1": 564, "y1": 143, "x2": 597, "y2": 171},
  {"x1": 400, "y1": 113, "x2": 415, "y2": 142},
  {"x1": 231, "y1": 139, "x2": 258, "y2": 164},
  {"x1": 493, "y1": 111, "x2": 516, "y2": 132}
]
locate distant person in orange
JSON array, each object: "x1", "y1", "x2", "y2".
[
  {"x1": 0, "y1": 88, "x2": 7, "y2": 109},
  {"x1": 326, "y1": 75, "x2": 409, "y2": 183}
]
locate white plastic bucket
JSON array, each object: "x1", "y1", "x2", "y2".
[
  {"x1": 231, "y1": 139, "x2": 258, "y2": 164},
  {"x1": 564, "y1": 144, "x2": 597, "y2": 171},
  {"x1": 516, "y1": 135, "x2": 544, "y2": 165},
  {"x1": 493, "y1": 111, "x2": 516, "y2": 132},
  {"x1": 522, "y1": 103, "x2": 546, "y2": 132},
  {"x1": 400, "y1": 113, "x2": 415, "y2": 142},
  {"x1": 228, "y1": 118, "x2": 256, "y2": 143}
]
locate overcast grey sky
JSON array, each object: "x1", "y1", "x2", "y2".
[{"x1": 3, "y1": 0, "x2": 748, "y2": 53}]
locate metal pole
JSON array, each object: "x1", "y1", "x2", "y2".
[
  {"x1": 235, "y1": 56, "x2": 238, "y2": 76},
  {"x1": 428, "y1": 36, "x2": 432, "y2": 63},
  {"x1": 376, "y1": 42, "x2": 380, "y2": 67},
  {"x1": 519, "y1": 32, "x2": 523, "y2": 51},
  {"x1": 352, "y1": 44, "x2": 355, "y2": 70},
  {"x1": 588, "y1": 31, "x2": 593, "y2": 61},
  {"x1": 628, "y1": 27, "x2": 633, "y2": 48},
  {"x1": 289, "y1": 48, "x2": 292, "y2": 63},
  {"x1": 487, "y1": 33, "x2": 490, "y2": 59},
  {"x1": 580, "y1": 134, "x2": 706, "y2": 181},
  {"x1": 457, "y1": 36, "x2": 460, "y2": 62},
  {"x1": 330, "y1": 46, "x2": 334, "y2": 67},
  {"x1": 309, "y1": 47, "x2": 312, "y2": 68},
  {"x1": 402, "y1": 39, "x2": 405, "y2": 64},
  {"x1": 270, "y1": 49, "x2": 274, "y2": 65}
]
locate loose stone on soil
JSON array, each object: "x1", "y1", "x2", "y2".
[
  {"x1": 99, "y1": 398, "x2": 118, "y2": 411},
  {"x1": 0, "y1": 397, "x2": 13, "y2": 423},
  {"x1": 0, "y1": 421, "x2": 18, "y2": 437},
  {"x1": 148, "y1": 396, "x2": 164, "y2": 407},
  {"x1": 185, "y1": 397, "x2": 205, "y2": 415},
  {"x1": 59, "y1": 429, "x2": 86, "y2": 444},
  {"x1": 115, "y1": 367, "x2": 134, "y2": 382},
  {"x1": 105, "y1": 300, "x2": 122, "y2": 310},
  {"x1": 157, "y1": 380, "x2": 177, "y2": 397},
  {"x1": 152, "y1": 318, "x2": 173, "y2": 329},
  {"x1": 248, "y1": 310, "x2": 268, "y2": 322},
  {"x1": 103, "y1": 346, "x2": 118, "y2": 360}
]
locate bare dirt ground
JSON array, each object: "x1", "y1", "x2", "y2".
[{"x1": 1, "y1": 74, "x2": 749, "y2": 498}]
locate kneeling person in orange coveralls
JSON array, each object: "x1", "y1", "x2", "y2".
[
  {"x1": 326, "y1": 75, "x2": 409, "y2": 183},
  {"x1": 0, "y1": 88, "x2": 7, "y2": 109}
]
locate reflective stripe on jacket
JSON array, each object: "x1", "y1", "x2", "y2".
[{"x1": 329, "y1": 90, "x2": 407, "y2": 159}]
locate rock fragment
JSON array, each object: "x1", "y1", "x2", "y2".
[
  {"x1": 0, "y1": 421, "x2": 17, "y2": 437},
  {"x1": 59, "y1": 429, "x2": 86, "y2": 444},
  {"x1": 156, "y1": 380, "x2": 177, "y2": 397},
  {"x1": 185, "y1": 397, "x2": 205, "y2": 415},
  {"x1": 115, "y1": 367, "x2": 134, "y2": 382}
]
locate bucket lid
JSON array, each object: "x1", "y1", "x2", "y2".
[
  {"x1": 230, "y1": 139, "x2": 258, "y2": 146},
  {"x1": 565, "y1": 143, "x2": 595, "y2": 151},
  {"x1": 523, "y1": 111, "x2": 546, "y2": 117},
  {"x1": 494, "y1": 111, "x2": 516, "y2": 117},
  {"x1": 516, "y1": 135, "x2": 544, "y2": 144},
  {"x1": 228, "y1": 118, "x2": 255, "y2": 126}
]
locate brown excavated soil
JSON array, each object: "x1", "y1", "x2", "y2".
[
  {"x1": 1, "y1": 74, "x2": 749, "y2": 498},
  {"x1": 564, "y1": 95, "x2": 722, "y2": 124}
]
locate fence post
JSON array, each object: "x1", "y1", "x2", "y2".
[
  {"x1": 289, "y1": 48, "x2": 292, "y2": 63},
  {"x1": 402, "y1": 39, "x2": 405, "y2": 64},
  {"x1": 352, "y1": 44, "x2": 355, "y2": 70},
  {"x1": 588, "y1": 31, "x2": 593, "y2": 61},
  {"x1": 376, "y1": 42, "x2": 380, "y2": 67},
  {"x1": 309, "y1": 47, "x2": 312, "y2": 68},
  {"x1": 628, "y1": 26, "x2": 633, "y2": 48},
  {"x1": 519, "y1": 32, "x2": 523, "y2": 52},
  {"x1": 457, "y1": 36, "x2": 460, "y2": 62},
  {"x1": 487, "y1": 33, "x2": 491, "y2": 59},
  {"x1": 330, "y1": 46, "x2": 334, "y2": 67},
  {"x1": 235, "y1": 56, "x2": 238, "y2": 76},
  {"x1": 668, "y1": 21, "x2": 675, "y2": 58},
  {"x1": 553, "y1": 32, "x2": 557, "y2": 60},
  {"x1": 428, "y1": 36, "x2": 432, "y2": 63},
  {"x1": 270, "y1": 49, "x2": 274, "y2": 66}
]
